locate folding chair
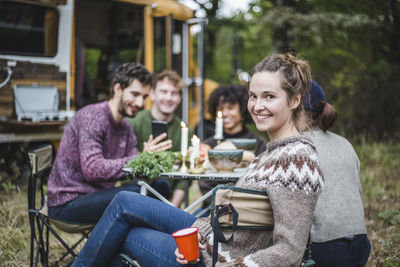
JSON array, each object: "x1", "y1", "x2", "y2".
[
  {"x1": 210, "y1": 185, "x2": 315, "y2": 267},
  {"x1": 28, "y1": 143, "x2": 93, "y2": 267}
]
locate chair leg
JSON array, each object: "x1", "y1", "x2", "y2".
[
  {"x1": 34, "y1": 243, "x2": 41, "y2": 267},
  {"x1": 35, "y1": 216, "x2": 49, "y2": 267},
  {"x1": 45, "y1": 226, "x2": 50, "y2": 266},
  {"x1": 39, "y1": 215, "x2": 77, "y2": 258},
  {"x1": 29, "y1": 214, "x2": 36, "y2": 267},
  {"x1": 120, "y1": 253, "x2": 140, "y2": 267},
  {"x1": 30, "y1": 215, "x2": 45, "y2": 267},
  {"x1": 58, "y1": 232, "x2": 88, "y2": 263},
  {"x1": 29, "y1": 212, "x2": 90, "y2": 267}
]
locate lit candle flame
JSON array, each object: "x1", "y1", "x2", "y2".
[
  {"x1": 217, "y1": 111, "x2": 222, "y2": 118},
  {"x1": 181, "y1": 121, "x2": 187, "y2": 128}
]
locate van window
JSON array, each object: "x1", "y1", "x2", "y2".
[
  {"x1": 0, "y1": 1, "x2": 59, "y2": 57},
  {"x1": 154, "y1": 17, "x2": 166, "y2": 73}
]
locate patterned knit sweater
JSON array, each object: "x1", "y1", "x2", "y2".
[{"x1": 192, "y1": 136, "x2": 324, "y2": 267}]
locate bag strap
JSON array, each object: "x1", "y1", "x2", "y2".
[{"x1": 211, "y1": 203, "x2": 238, "y2": 267}]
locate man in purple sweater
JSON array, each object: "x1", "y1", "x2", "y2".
[{"x1": 47, "y1": 63, "x2": 172, "y2": 225}]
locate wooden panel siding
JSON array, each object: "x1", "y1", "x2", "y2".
[{"x1": 0, "y1": 60, "x2": 67, "y2": 118}]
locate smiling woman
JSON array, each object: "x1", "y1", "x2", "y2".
[
  {"x1": 248, "y1": 71, "x2": 301, "y2": 141},
  {"x1": 249, "y1": 54, "x2": 311, "y2": 141}
]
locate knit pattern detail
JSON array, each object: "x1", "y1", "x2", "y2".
[
  {"x1": 192, "y1": 217, "x2": 213, "y2": 243},
  {"x1": 239, "y1": 136, "x2": 323, "y2": 194}
]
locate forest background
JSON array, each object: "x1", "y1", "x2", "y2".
[{"x1": 190, "y1": 0, "x2": 400, "y2": 141}]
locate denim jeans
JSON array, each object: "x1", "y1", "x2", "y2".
[
  {"x1": 48, "y1": 180, "x2": 170, "y2": 225},
  {"x1": 311, "y1": 234, "x2": 371, "y2": 267},
  {"x1": 72, "y1": 191, "x2": 205, "y2": 267}
]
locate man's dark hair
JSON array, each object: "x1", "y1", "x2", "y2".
[
  {"x1": 208, "y1": 85, "x2": 252, "y2": 123},
  {"x1": 111, "y1": 63, "x2": 153, "y2": 94}
]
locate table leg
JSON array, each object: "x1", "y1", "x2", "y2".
[
  {"x1": 184, "y1": 180, "x2": 189, "y2": 208},
  {"x1": 137, "y1": 180, "x2": 173, "y2": 206},
  {"x1": 183, "y1": 189, "x2": 213, "y2": 214},
  {"x1": 140, "y1": 182, "x2": 147, "y2": 195}
]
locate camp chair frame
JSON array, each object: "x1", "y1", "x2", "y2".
[
  {"x1": 28, "y1": 143, "x2": 92, "y2": 267},
  {"x1": 210, "y1": 185, "x2": 315, "y2": 267}
]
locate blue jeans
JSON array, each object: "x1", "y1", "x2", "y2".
[
  {"x1": 72, "y1": 191, "x2": 205, "y2": 267},
  {"x1": 311, "y1": 234, "x2": 371, "y2": 267},
  {"x1": 48, "y1": 180, "x2": 170, "y2": 225}
]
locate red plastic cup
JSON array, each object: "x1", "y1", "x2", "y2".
[{"x1": 171, "y1": 227, "x2": 200, "y2": 262}]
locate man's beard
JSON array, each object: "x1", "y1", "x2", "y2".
[{"x1": 119, "y1": 98, "x2": 142, "y2": 118}]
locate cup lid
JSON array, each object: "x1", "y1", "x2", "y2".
[{"x1": 171, "y1": 227, "x2": 199, "y2": 237}]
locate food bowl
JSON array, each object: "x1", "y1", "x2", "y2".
[
  {"x1": 226, "y1": 138, "x2": 257, "y2": 152},
  {"x1": 208, "y1": 149, "x2": 243, "y2": 172}
]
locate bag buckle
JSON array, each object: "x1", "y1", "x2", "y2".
[{"x1": 216, "y1": 204, "x2": 232, "y2": 217}]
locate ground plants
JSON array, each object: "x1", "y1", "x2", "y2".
[
  {"x1": 355, "y1": 142, "x2": 400, "y2": 266},
  {"x1": 0, "y1": 142, "x2": 399, "y2": 266}
]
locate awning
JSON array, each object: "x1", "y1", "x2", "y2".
[{"x1": 116, "y1": 0, "x2": 194, "y2": 21}]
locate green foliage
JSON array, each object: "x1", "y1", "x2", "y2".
[
  {"x1": 85, "y1": 49, "x2": 101, "y2": 80},
  {"x1": 203, "y1": 0, "x2": 400, "y2": 140},
  {"x1": 125, "y1": 151, "x2": 178, "y2": 179},
  {"x1": 1, "y1": 180, "x2": 16, "y2": 192},
  {"x1": 378, "y1": 209, "x2": 400, "y2": 226}
]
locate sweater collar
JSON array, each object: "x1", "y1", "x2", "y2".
[{"x1": 266, "y1": 135, "x2": 314, "y2": 153}]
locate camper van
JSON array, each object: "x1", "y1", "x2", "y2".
[
  {"x1": 0, "y1": 0, "x2": 211, "y2": 145},
  {"x1": 0, "y1": 0, "x2": 215, "y2": 186}
]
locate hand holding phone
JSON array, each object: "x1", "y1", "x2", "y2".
[
  {"x1": 143, "y1": 121, "x2": 172, "y2": 152},
  {"x1": 152, "y1": 120, "x2": 168, "y2": 139}
]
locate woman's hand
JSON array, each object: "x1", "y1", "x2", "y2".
[{"x1": 175, "y1": 243, "x2": 205, "y2": 265}]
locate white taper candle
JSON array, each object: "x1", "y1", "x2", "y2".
[
  {"x1": 214, "y1": 111, "x2": 223, "y2": 140},
  {"x1": 181, "y1": 121, "x2": 188, "y2": 156}
]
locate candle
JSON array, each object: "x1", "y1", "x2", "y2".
[
  {"x1": 190, "y1": 135, "x2": 200, "y2": 169},
  {"x1": 191, "y1": 135, "x2": 200, "y2": 158},
  {"x1": 181, "y1": 121, "x2": 188, "y2": 156},
  {"x1": 214, "y1": 111, "x2": 223, "y2": 140}
]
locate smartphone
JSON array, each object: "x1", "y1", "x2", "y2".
[{"x1": 152, "y1": 120, "x2": 168, "y2": 139}]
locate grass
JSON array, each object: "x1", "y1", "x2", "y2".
[
  {"x1": 0, "y1": 142, "x2": 399, "y2": 266},
  {"x1": 0, "y1": 190, "x2": 30, "y2": 267},
  {"x1": 0, "y1": 188, "x2": 87, "y2": 266},
  {"x1": 355, "y1": 142, "x2": 400, "y2": 266}
]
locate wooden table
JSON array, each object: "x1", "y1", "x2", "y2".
[{"x1": 122, "y1": 168, "x2": 245, "y2": 215}]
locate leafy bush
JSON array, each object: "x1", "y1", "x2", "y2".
[{"x1": 125, "y1": 151, "x2": 178, "y2": 179}]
